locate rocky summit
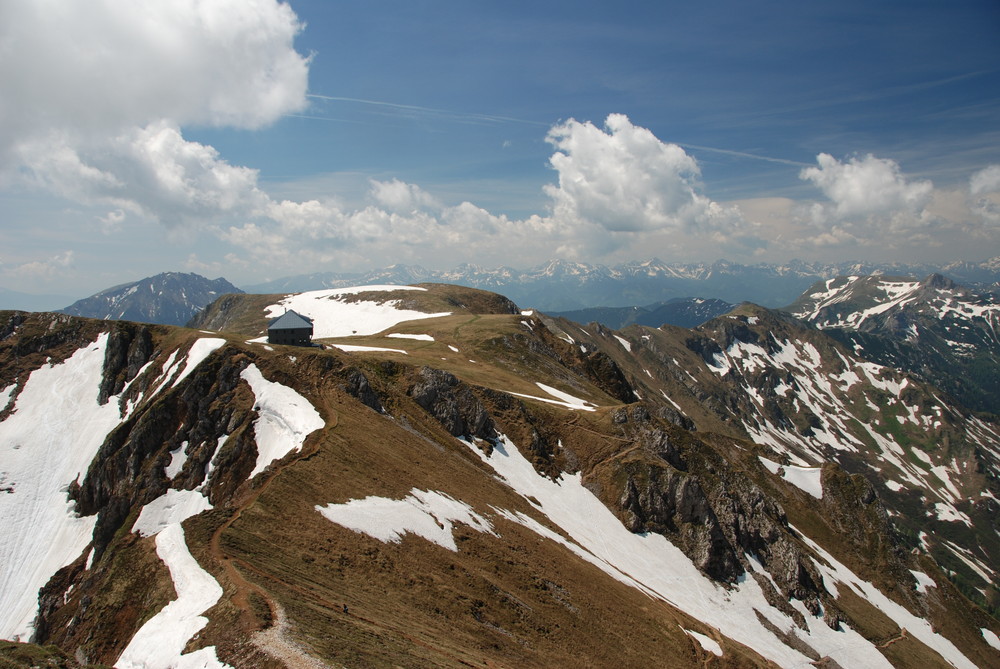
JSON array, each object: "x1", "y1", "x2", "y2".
[{"x1": 0, "y1": 282, "x2": 998, "y2": 668}]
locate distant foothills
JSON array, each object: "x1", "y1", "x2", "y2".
[{"x1": 1, "y1": 256, "x2": 999, "y2": 321}]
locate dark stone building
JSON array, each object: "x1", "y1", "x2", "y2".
[{"x1": 267, "y1": 310, "x2": 314, "y2": 346}]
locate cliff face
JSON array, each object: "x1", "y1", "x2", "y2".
[{"x1": 1, "y1": 288, "x2": 999, "y2": 668}]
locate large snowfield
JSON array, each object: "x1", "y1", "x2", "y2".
[
  {"x1": 0, "y1": 335, "x2": 123, "y2": 640},
  {"x1": 264, "y1": 286, "x2": 451, "y2": 338}
]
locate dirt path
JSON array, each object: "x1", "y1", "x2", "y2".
[
  {"x1": 207, "y1": 428, "x2": 338, "y2": 668},
  {"x1": 879, "y1": 627, "x2": 909, "y2": 648}
]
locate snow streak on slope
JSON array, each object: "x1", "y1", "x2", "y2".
[
  {"x1": 0, "y1": 334, "x2": 124, "y2": 641},
  {"x1": 132, "y1": 489, "x2": 214, "y2": 538},
  {"x1": 793, "y1": 277, "x2": 922, "y2": 327},
  {"x1": 170, "y1": 338, "x2": 227, "y2": 388},
  {"x1": 264, "y1": 286, "x2": 451, "y2": 338},
  {"x1": 461, "y1": 435, "x2": 904, "y2": 668},
  {"x1": 316, "y1": 489, "x2": 495, "y2": 552},
  {"x1": 240, "y1": 364, "x2": 324, "y2": 478},
  {"x1": 758, "y1": 457, "x2": 823, "y2": 498},
  {"x1": 119, "y1": 455, "x2": 231, "y2": 669},
  {"x1": 799, "y1": 531, "x2": 976, "y2": 669},
  {"x1": 706, "y1": 333, "x2": 952, "y2": 501},
  {"x1": 508, "y1": 383, "x2": 598, "y2": 412}
]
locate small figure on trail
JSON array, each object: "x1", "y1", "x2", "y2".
[{"x1": 343, "y1": 603, "x2": 349, "y2": 614}]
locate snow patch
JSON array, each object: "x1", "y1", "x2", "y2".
[
  {"x1": 800, "y1": 531, "x2": 977, "y2": 668},
  {"x1": 116, "y1": 524, "x2": 232, "y2": 669},
  {"x1": 316, "y1": 489, "x2": 494, "y2": 552},
  {"x1": 462, "y1": 435, "x2": 897, "y2": 668},
  {"x1": 982, "y1": 628, "x2": 1000, "y2": 651},
  {"x1": 171, "y1": 338, "x2": 226, "y2": 388},
  {"x1": 508, "y1": 383, "x2": 597, "y2": 412},
  {"x1": 758, "y1": 457, "x2": 823, "y2": 498},
  {"x1": 683, "y1": 628, "x2": 723, "y2": 656},
  {"x1": 264, "y1": 286, "x2": 449, "y2": 338},
  {"x1": 909, "y1": 570, "x2": 936, "y2": 594},
  {"x1": 387, "y1": 333, "x2": 434, "y2": 341},
  {"x1": 240, "y1": 365, "x2": 324, "y2": 478},
  {"x1": 614, "y1": 335, "x2": 631, "y2": 352},
  {"x1": 331, "y1": 344, "x2": 408, "y2": 355},
  {"x1": 0, "y1": 334, "x2": 124, "y2": 641},
  {"x1": 0, "y1": 384, "x2": 13, "y2": 412},
  {"x1": 165, "y1": 443, "x2": 189, "y2": 479},
  {"x1": 132, "y1": 489, "x2": 213, "y2": 538}
]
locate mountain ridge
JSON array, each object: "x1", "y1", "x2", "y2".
[
  {"x1": 243, "y1": 257, "x2": 1000, "y2": 311},
  {"x1": 59, "y1": 272, "x2": 243, "y2": 326},
  {"x1": 785, "y1": 273, "x2": 1000, "y2": 414},
  {"x1": 1, "y1": 283, "x2": 998, "y2": 667}
]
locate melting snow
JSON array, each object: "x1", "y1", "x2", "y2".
[
  {"x1": 758, "y1": 457, "x2": 823, "y2": 498},
  {"x1": 509, "y1": 383, "x2": 597, "y2": 412},
  {"x1": 0, "y1": 334, "x2": 124, "y2": 641},
  {"x1": 614, "y1": 335, "x2": 632, "y2": 352},
  {"x1": 132, "y1": 489, "x2": 213, "y2": 538},
  {"x1": 316, "y1": 489, "x2": 495, "y2": 552},
  {"x1": 116, "y1": 523, "x2": 232, "y2": 669},
  {"x1": 682, "y1": 628, "x2": 723, "y2": 656},
  {"x1": 800, "y1": 531, "x2": 976, "y2": 668},
  {"x1": 264, "y1": 286, "x2": 450, "y2": 338},
  {"x1": 240, "y1": 365, "x2": 324, "y2": 478},
  {"x1": 462, "y1": 435, "x2": 899, "y2": 668},
  {"x1": 170, "y1": 338, "x2": 226, "y2": 388},
  {"x1": 165, "y1": 443, "x2": 189, "y2": 479},
  {"x1": 909, "y1": 570, "x2": 936, "y2": 594},
  {"x1": 982, "y1": 628, "x2": 1000, "y2": 651},
  {"x1": 387, "y1": 333, "x2": 434, "y2": 341},
  {"x1": 331, "y1": 344, "x2": 408, "y2": 355}
]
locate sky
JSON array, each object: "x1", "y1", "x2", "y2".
[{"x1": 1, "y1": 0, "x2": 999, "y2": 302}]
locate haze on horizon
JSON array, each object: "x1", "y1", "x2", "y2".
[{"x1": 1, "y1": 0, "x2": 998, "y2": 300}]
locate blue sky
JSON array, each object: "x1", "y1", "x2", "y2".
[{"x1": 1, "y1": 0, "x2": 999, "y2": 301}]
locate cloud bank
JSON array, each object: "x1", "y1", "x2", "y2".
[
  {"x1": 0, "y1": 0, "x2": 306, "y2": 226},
  {"x1": 1, "y1": 0, "x2": 998, "y2": 287}
]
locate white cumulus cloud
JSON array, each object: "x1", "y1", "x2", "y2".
[
  {"x1": 0, "y1": 0, "x2": 309, "y2": 231},
  {"x1": 0, "y1": 0, "x2": 308, "y2": 151},
  {"x1": 969, "y1": 164, "x2": 1000, "y2": 224},
  {"x1": 970, "y1": 165, "x2": 1000, "y2": 195},
  {"x1": 799, "y1": 153, "x2": 933, "y2": 224},
  {"x1": 543, "y1": 114, "x2": 744, "y2": 234}
]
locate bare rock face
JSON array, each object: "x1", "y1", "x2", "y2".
[
  {"x1": 72, "y1": 346, "x2": 254, "y2": 559},
  {"x1": 409, "y1": 366, "x2": 495, "y2": 440},
  {"x1": 619, "y1": 461, "x2": 740, "y2": 583},
  {"x1": 97, "y1": 323, "x2": 154, "y2": 405},
  {"x1": 340, "y1": 367, "x2": 384, "y2": 414},
  {"x1": 594, "y1": 411, "x2": 829, "y2": 617}
]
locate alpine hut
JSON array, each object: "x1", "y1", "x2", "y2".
[{"x1": 267, "y1": 310, "x2": 314, "y2": 346}]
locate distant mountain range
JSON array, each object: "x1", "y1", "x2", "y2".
[
  {"x1": 550, "y1": 297, "x2": 735, "y2": 329},
  {"x1": 786, "y1": 273, "x2": 1000, "y2": 414},
  {"x1": 59, "y1": 272, "x2": 242, "y2": 326},
  {"x1": 245, "y1": 257, "x2": 1000, "y2": 312},
  {"x1": 11, "y1": 257, "x2": 1000, "y2": 329}
]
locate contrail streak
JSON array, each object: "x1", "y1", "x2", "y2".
[
  {"x1": 304, "y1": 94, "x2": 812, "y2": 167},
  {"x1": 306, "y1": 94, "x2": 549, "y2": 127},
  {"x1": 677, "y1": 143, "x2": 812, "y2": 167}
]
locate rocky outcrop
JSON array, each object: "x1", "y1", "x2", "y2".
[
  {"x1": 593, "y1": 411, "x2": 828, "y2": 618},
  {"x1": 409, "y1": 367, "x2": 495, "y2": 440},
  {"x1": 97, "y1": 323, "x2": 154, "y2": 405},
  {"x1": 72, "y1": 346, "x2": 254, "y2": 558}
]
